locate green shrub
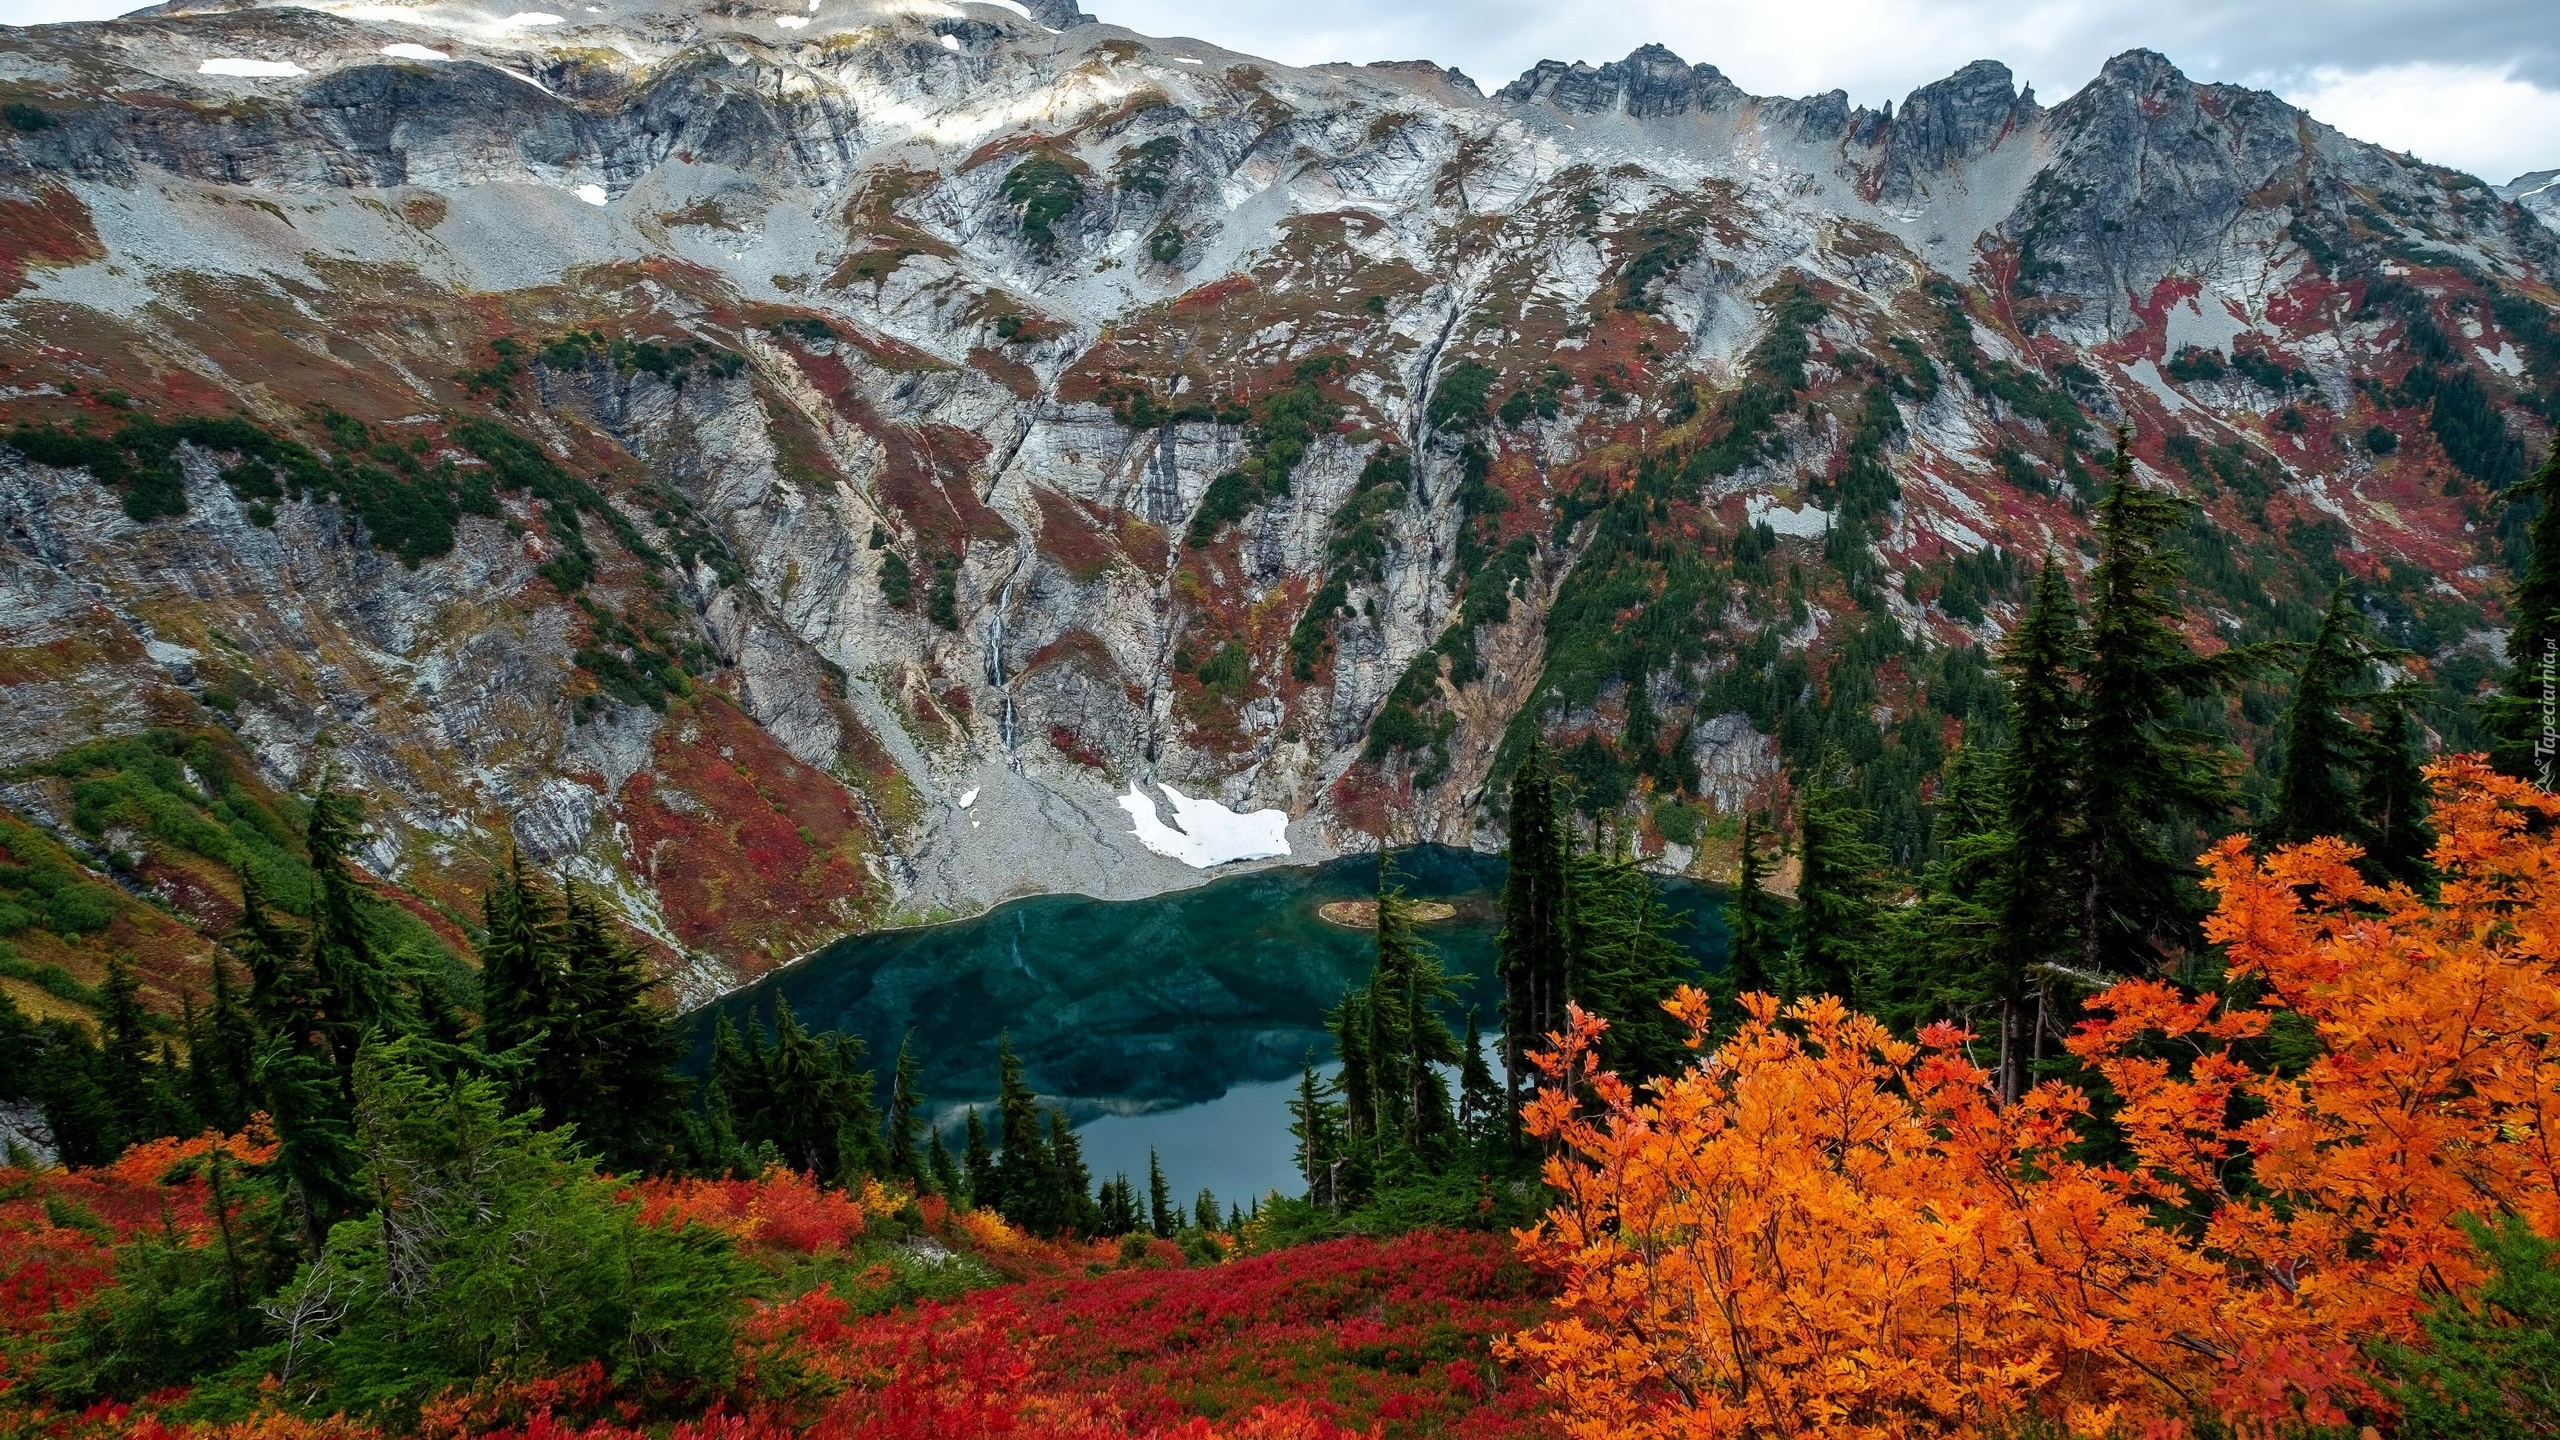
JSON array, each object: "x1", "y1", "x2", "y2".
[
  {"x1": 880, "y1": 550, "x2": 914, "y2": 609},
  {"x1": 1114, "y1": 136, "x2": 1179, "y2": 198},
  {"x1": 1652, "y1": 798, "x2": 1703, "y2": 847},
  {"x1": 1001, "y1": 155, "x2": 1085, "y2": 258},
  {"x1": 1426, "y1": 361, "x2": 1497, "y2": 433},
  {"x1": 3, "y1": 102, "x2": 54, "y2": 132},
  {"x1": 927, "y1": 555, "x2": 960, "y2": 631},
  {"x1": 2375, "y1": 1214, "x2": 2560, "y2": 1439},
  {"x1": 178, "y1": 1043, "x2": 747, "y2": 1419},
  {"x1": 1194, "y1": 640, "x2": 1248, "y2": 695}
]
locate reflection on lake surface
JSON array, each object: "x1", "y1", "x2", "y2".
[{"x1": 688, "y1": 846, "x2": 1726, "y2": 1204}]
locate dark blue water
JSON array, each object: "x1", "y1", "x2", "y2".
[{"x1": 687, "y1": 847, "x2": 1726, "y2": 1203}]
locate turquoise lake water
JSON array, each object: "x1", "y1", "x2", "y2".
[{"x1": 687, "y1": 846, "x2": 1727, "y2": 1206}]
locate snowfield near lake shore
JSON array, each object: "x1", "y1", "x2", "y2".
[{"x1": 1117, "y1": 783, "x2": 1290, "y2": 868}]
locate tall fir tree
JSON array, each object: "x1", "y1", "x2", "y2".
[
  {"x1": 1148, "y1": 1149, "x2": 1175, "y2": 1237},
  {"x1": 2361, "y1": 688, "x2": 2435, "y2": 884},
  {"x1": 1984, "y1": 558, "x2": 2088, "y2": 1101},
  {"x1": 1289, "y1": 1052, "x2": 1345, "y2": 1209},
  {"x1": 1455, "y1": 1012, "x2": 1503, "y2": 1147},
  {"x1": 1722, "y1": 811, "x2": 1788, "y2": 999},
  {"x1": 824, "y1": 1031, "x2": 889, "y2": 1183},
  {"x1": 185, "y1": 955, "x2": 259, "y2": 1135},
  {"x1": 232, "y1": 872, "x2": 361, "y2": 1252},
  {"x1": 1889, "y1": 746, "x2": 2022, "y2": 1087},
  {"x1": 2486, "y1": 442, "x2": 2560, "y2": 782},
  {"x1": 1045, "y1": 1108, "x2": 1099, "y2": 1237},
  {"x1": 884, "y1": 1033, "x2": 926, "y2": 1185},
  {"x1": 1329, "y1": 989, "x2": 1374, "y2": 1152},
  {"x1": 1789, "y1": 753, "x2": 1890, "y2": 1004},
  {"x1": 990, "y1": 1036, "x2": 1053, "y2": 1227},
  {"x1": 1564, "y1": 841, "x2": 1695, "y2": 1081},
  {"x1": 554, "y1": 881, "x2": 689, "y2": 1174},
  {"x1": 1497, "y1": 741, "x2": 1571, "y2": 1124},
  {"x1": 926, "y1": 1125, "x2": 961, "y2": 1198},
  {"x1": 961, "y1": 1106, "x2": 994, "y2": 1209},
  {"x1": 2076, "y1": 435, "x2": 2259, "y2": 973},
  {"x1": 1366, "y1": 878, "x2": 1461, "y2": 1155},
  {"x1": 2268, "y1": 584, "x2": 2386, "y2": 852},
  {"x1": 95, "y1": 957, "x2": 167, "y2": 1144},
  {"x1": 477, "y1": 844, "x2": 563, "y2": 1111},
  {"x1": 300, "y1": 780, "x2": 411, "y2": 1070}
]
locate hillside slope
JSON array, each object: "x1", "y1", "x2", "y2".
[{"x1": 0, "y1": 0, "x2": 2552, "y2": 1003}]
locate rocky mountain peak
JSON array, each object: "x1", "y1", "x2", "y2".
[
  {"x1": 1877, "y1": 58, "x2": 2035, "y2": 203},
  {"x1": 1494, "y1": 43, "x2": 1742, "y2": 119},
  {"x1": 1020, "y1": 0, "x2": 1095, "y2": 29},
  {"x1": 2502, "y1": 169, "x2": 2560, "y2": 228}
]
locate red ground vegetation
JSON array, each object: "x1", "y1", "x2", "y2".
[
  {"x1": 615, "y1": 696, "x2": 882, "y2": 969},
  {"x1": 0, "y1": 1150, "x2": 1554, "y2": 1440}
]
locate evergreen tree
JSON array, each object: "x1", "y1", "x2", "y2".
[
  {"x1": 477, "y1": 844, "x2": 562, "y2": 1111},
  {"x1": 233, "y1": 874, "x2": 361, "y2": 1252},
  {"x1": 1721, "y1": 811, "x2": 1788, "y2": 998},
  {"x1": 1366, "y1": 879, "x2": 1461, "y2": 1155},
  {"x1": 759, "y1": 1000, "x2": 841, "y2": 1177},
  {"x1": 2268, "y1": 585, "x2": 2385, "y2": 852},
  {"x1": 552, "y1": 883, "x2": 689, "y2": 1174},
  {"x1": 1455, "y1": 1012, "x2": 1503, "y2": 1147},
  {"x1": 2487, "y1": 443, "x2": 2560, "y2": 782},
  {"x1": 2076, "y1": 436, "x2": 2260, "y2": 973},
  {"x1": 926, "y1": 1125, "x2": 960, "y2": 1198},
  {"x1": 702, "y1": 1012, "x2": 769, "y2": 1173},
  {"x1": 1981, "y1": 560, "x2": 2087, "y2": 1102},
  {"x1": 1045, "y1": 1108, "x2": 1099, "y2": 1237},
  {"x1": 1147, "y1": 1148, "x2": 1175, "y2": 1238},
  {"x1": 300, "y1": 781, "x2": 411, "y2": 1072},
  {"x1": 1565, "y1": 841, "x2": 1695, "y2": 1080},
  {"x1": 1329, "y1": 989, "x2": 1374, "y2": 1153},
  {"x1": 990, "y1": 1037, "x2": 1053, "y2": 1227},
  {"x1": 2362, "y1": 688, "x2": 2435, "y2": 885},
  {"x1": 96, "y1": 957, "x2": 167, "y2": 1144},
  {"x1": 727, "y1": 1000, "x2": 884, "y2": 1184},
  {"x1": 234, "y1": 1039, "x2": 745, "y2": 1416},
  {"x1": 962, "y1": 1106, "x2": 995, "y2": 1208},
  {"x1": 39, "y1": 1129, "x2": 291, "y2": 1399},
  {"x1": 824, "y1": 1032, "x2": 889, "y2": 1184},
  {"x1": 1193, "y1": 1187, "x2": 1221, "y2": 1232},
  {"x1": 28, "y1": 1017, "x2": 116, "y2": 1168},
  {"x1": 1789, "y1": 753, "x2": 1890, "y2": 1004},
  {"x1": 1096, "y1": 1174, "x2": 1141, "y2": 1237},
  {"x1": 884, "y1": 1033, "x2": 926, "y2": 1185},
  {"x1": 186, "y1": 956, "x2": 259, "y2": 1135},
  {"x1": 1497, "y1": 742, "x2": 1572, "y2": 1122},
  {"x1": 1288, "y1": 1052, "x2": 1346, "y2": 1209}
]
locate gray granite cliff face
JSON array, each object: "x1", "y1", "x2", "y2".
[
  {"x1": 1879, "y1": 59, "x2": 2036, "y2": 203},
  {"x1": 1493, "y1": 44, "x2": 1742, "y2": 119}
]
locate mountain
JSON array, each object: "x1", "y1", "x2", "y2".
[
  {"x1": 0, "y1": 0, "x2": 2552, "y2": 1008},
  {"x1": 2503, "y1": 169, "x2": 2560, "y2": 228}
]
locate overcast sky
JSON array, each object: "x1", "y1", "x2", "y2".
[{"x1": 2, "y1": 0, "x2": 2553, "y2": 183}]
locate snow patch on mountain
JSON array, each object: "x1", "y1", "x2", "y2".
[{"x1": 1118, "y1": 783, "x2": 1292, "y2": 868}]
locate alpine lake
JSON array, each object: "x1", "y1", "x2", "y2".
[{"x1": 687, "y1": 846, "x2": 1729, "y2": 1206}]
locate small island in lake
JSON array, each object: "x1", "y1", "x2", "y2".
[{"x1": 1318, "y1": 898, "x2": 1459, "y2": 928}]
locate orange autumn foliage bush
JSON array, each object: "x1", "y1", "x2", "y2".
[
  {"x1": 1506, "y1": 757, "x2": 2560, "y2": 1439},
  {"x1": 634, "y1": 1167, "x2": 885, "y2": 1254}
]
